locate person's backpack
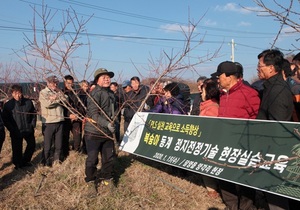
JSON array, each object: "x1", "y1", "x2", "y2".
[{"x1": 177, "y1": 82, "x2": 191, "y2": 114}]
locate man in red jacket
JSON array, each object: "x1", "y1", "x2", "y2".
[
  {"x1": 211, "y1": 61, "x2": 261, "y2": 210},
  {"x1": 211, "y1": 61, "x2": 260, "y2": 119}
]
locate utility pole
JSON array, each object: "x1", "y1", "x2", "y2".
[{"x1": 230, "y1": 39, "x2": 235, "y2": 62}]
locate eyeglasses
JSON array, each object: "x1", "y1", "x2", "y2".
[{"x1": 257, "y1": 63, "x2": 270, "y2": 69}]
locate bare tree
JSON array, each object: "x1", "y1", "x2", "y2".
[
  {"x1": 14, "y1": 3, "x2": 124, "y2": 151},
  {"x1": 13, "y1": 4, "x2": 92, "y2": 112},
  {"x1": 9, "y1": 2, "x2": 223, "y2": 154},
  {"x1": 136, "y1": 18, "x2": 221, "y2": 112},
  {"x1": 16, "y1": 4, "x2": 92, "y2": 82},
  {"x1": 0, "y1": 62, "x2": 27, "y2": 101},
  {"x1": 247, "y1": 0, "x2": 299, "y2": 51}
]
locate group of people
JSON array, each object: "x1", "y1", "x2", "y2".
[
  {"x1": 189, "y1": 50, "x2": 300, "y2": 210},
  {"x1": 0, "y1": 49, "x2": 300, "y2": 206},
  {"x1": 0, "y1": 75, "x2": 91, "y2": 169},
  {"x1": 0, "y1": 67, "x2": 181, "y2": 197}
]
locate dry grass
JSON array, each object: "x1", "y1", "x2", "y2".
[{"x1": 0, "y1": 122, "x2": 225, "y2": 210}]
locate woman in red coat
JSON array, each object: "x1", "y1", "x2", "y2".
[
  {"x1": 199, "y1": 79, "x2": 220, "y2": 198},
  {"x1": 199, "y1": 79, "x2": 220, "y2": 117}
]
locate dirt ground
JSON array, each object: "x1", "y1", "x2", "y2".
[{"x1": 0, "y1": 123, "x2": 226, "y2": 210}]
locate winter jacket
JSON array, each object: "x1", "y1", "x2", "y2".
[
  {"x1": 77, "y1": 89, "x2": 88, "y2": 116},
  {"x1": 2, "y1": 97, "x2": 36, "y2": 134},
  {"x1": 218, "y1": 80, "x2": 260, "y2": 119},
  {"x1": 190, "y1": 93, "x2": 202, "y2": 116},
  {"x1": 123, "y1": 85, "x2": 151, "y2": 121},
  {"x1": 0, "y1": 111, "x2": 4, "y2": 131},
  {"x1": 63, "y1": 88, "x2": 85, "y2": 120},
  {"x1": 84, "y1": 85, "x2": 116, "y2": 137},
  {"x1": 286, "y1": 77, "x2": 300, "y2": 121},
  {"x1": 199, "y1": 99, "x2": 219, "y2": 117},
  {"x1": 257, "y1": 73, "x2": 293, "y2": 121},
  {"x1": 39, "y1": 87, "x2": 67, "y2": 123},
  {"x1": 0, "y1": 112, "x2": 5, "y2": 153},
  {"x1": 150, "y1": 95, "x2": 186, "y2": 115}
]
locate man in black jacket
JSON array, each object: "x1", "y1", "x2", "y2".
[
  {"x1": 110, "y1": 82, "x2": 121, "y2": 144},
  {"x1": 0, "y1": 112, "x2": 5, "y2": 154},
  {"x1": 257, "y1": 49, "x2": 293, "y2": 121},
  {"x1": 123, "y1": 76, "x2": 151, "y2": 133},
  {"x1": 77, "y1": 80, "x2": 89, "y2": 154},
  {"x1": 62, "y1": 75, "x2": 84, "y2": 157},
  {"x1": 256, "y1": 49, "x2": 293, "y2": 210},
  {"x1": 84, "y1": 68, "x2": 117, "y2": 197},
  {"x1": 190, "y1": 76, "x2": 206, "y2": 115},
  {"x1": 2, "y1": 84, "x2": 36, "y2": 169}
]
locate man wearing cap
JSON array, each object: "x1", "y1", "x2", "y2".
[
  {"x1": 120, "y1": 80, "x2": 132, "y2": 109},
  {"x1": 211, "y1": 61, "x2": 260, "y2": 210},
  {"x1": 119, "y1": 80, "x2": 131, "y2": 137},
  {"x1": 39, "y1": 75, "x2": 68, "y2": 166},
  {"x1": 120, "y1": 80, "x2": 133, "y2": 108},
  {"x1": 84, "y1": 68, "x2": 117, "y2": 197},
  {"x1": 212, "y1": 61, "x2": 260, "y2": 119},
  {"x1": 122, "y1": 80, "x2": 131, "y2": 93}
]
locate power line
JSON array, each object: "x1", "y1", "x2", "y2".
[
  {"x1": 0, "y1": 25, "x2": 224, "y2": 44},
  {"x1": 61, "y1": 0, "x2": 278, "y2": 36},
  {"x1": 13, "y1": 1, "x2": 295, "y2": 53},
  {"x1": 18, "y1": 0, "x2": 278, "y2": 38},
  {"x1": 60, "y1": 0, "x2": 177, "y2": 24},
  {"x1": 0, "y1": 24, "x2": 269, "y2": 52},
  {"x1": 0, "y1": 18, "x2": 27, "y2": 26},
  {"x1": 0, "y1": 24, "x2": 266, "y2": 53}
]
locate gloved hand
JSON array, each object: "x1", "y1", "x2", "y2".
[{"x1": 107, "y1": 123, "x2": 115, "y2": 133}]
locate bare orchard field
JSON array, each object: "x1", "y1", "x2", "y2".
[{"x1": 0, "y1": 122, "x2": 225, "y2": 210}]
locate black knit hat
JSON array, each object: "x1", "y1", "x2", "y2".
[{"x1": 164, "y1": 82, "x2": 180, "y2": 97}]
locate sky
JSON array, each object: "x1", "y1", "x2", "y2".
[{"x1": 0, "y1": 0, "x2": 299, "y2": 83}]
